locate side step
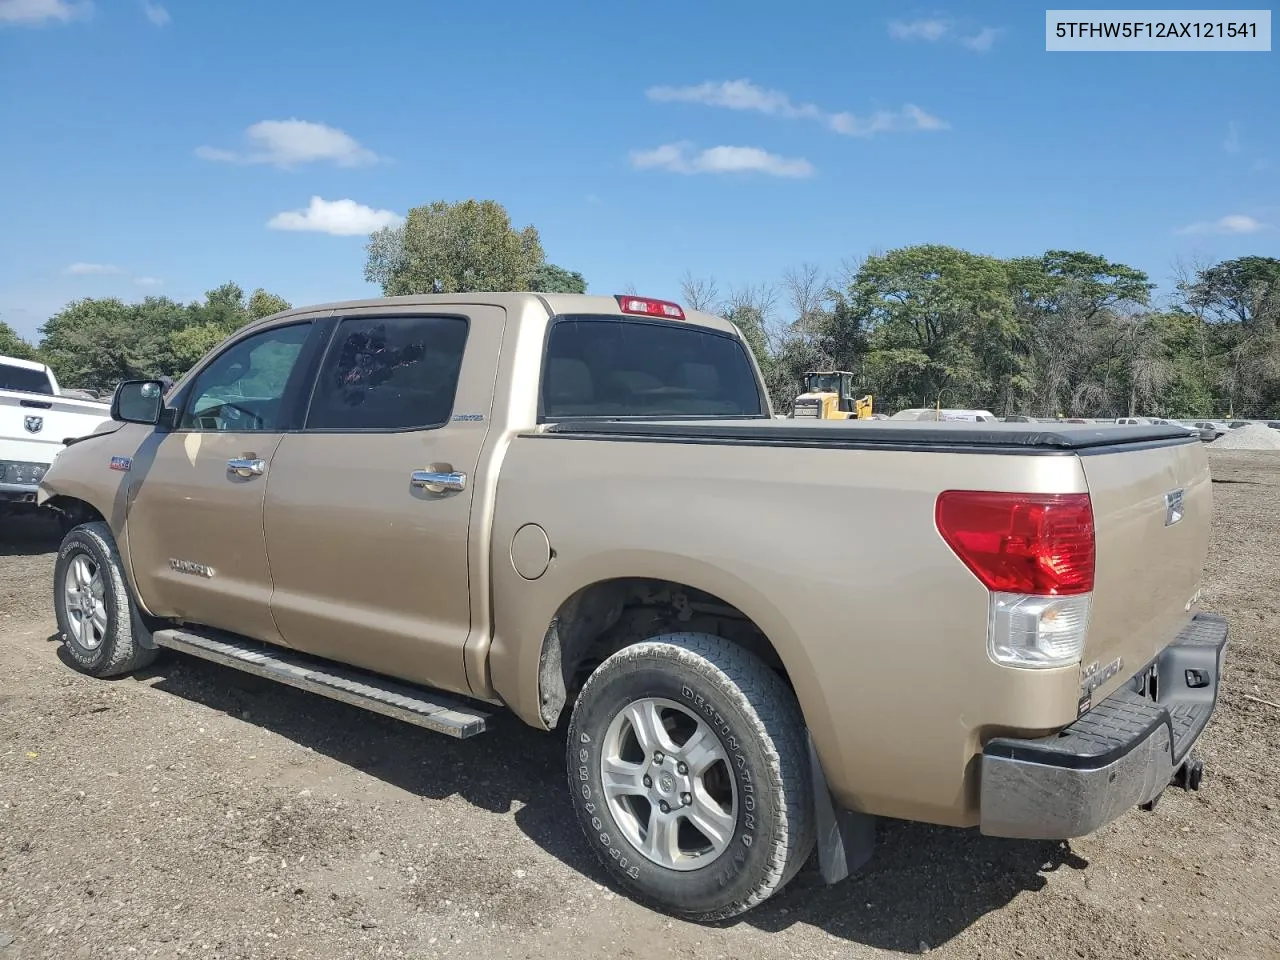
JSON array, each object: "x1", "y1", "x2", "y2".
[{"x1": 153, "y1": 628, "x2": 491, "y2": 739}]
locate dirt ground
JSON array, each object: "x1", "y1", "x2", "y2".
[{"x1": 2, "y1": 450, "x2": 1278, "y2": 960}]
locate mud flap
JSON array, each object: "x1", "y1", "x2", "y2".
[{"x1": 807, "y1": 731, "x2": 876, "y2": 884}]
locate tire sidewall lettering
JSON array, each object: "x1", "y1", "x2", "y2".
[
  {"x1": 573, "y1": 670, "x2": 752, "y2": 870},
  {"x1": 570, "y1": 644, "x2": 794, "y2": 913}
]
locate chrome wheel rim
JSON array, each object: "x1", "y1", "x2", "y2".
[
  {"x1": 600, "y1": 697, "x2": 738, "y2": 871},
  {"x1": 63, "y1": 553, "x2": 108, "y2": 650}
]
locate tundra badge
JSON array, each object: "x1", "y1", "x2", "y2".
[
  {"x1": 1165, "y1": 488, "x2": 1184, "y2": 526},
  {"x1": 169, "y1": 558, "x2": 216, "y2": 578}
]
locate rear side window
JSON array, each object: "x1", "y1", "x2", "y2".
[
  {"x1": 541, "y1": 317, "x2": 764, "y2": 419},
  {"x1": 306, "y1": 314, "x2": 469, "y2": 431},
  {"x1": 0, "y1": 363, "x2": 53, "y2": 396}
]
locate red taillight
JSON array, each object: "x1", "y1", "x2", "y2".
[
  {"x1": 615, "y1": 295, "x2": 685, "y2": 320},
  {"x1": 935, "y1": 491, "x2": 1095, "y2": 596}
]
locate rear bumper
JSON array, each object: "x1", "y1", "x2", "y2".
[{"x1": 979, "y1": 612, "x2": 1229, "y2": 840}]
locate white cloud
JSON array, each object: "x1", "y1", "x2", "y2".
[
  {"x1": 630, "y1": 142, "x2": 815, "y2": 178},
  {"x1": 961, "y1": 27, "x2": 1001, "y2": 52},
  {"x1": 889, "y1": 18, "x2": 1002, "y2": 52},
  {"x1": 1223, "y1": 122, "x2": 1241, "y2": 154},
  {"x1": 64, "y1": 262, "x2": 120, "y2": 275},
  {"x1": 1175, "y1": 214, "x2": 1268, "y2": 236},
  {"x1": 829, "y1": 103, "x2": 949, "y2": 136},
  {"x1": 267, "y1": 196, "x2": 403, "y2": 236},
  {"x1": 142, "y1": 1, "x2": 168, "y2": 25},
  {"x1": 888, "y1": 18, "x2": 950, "y2": 41},
  {"x1": 0, "y1": 0, "x2": 90, "y2": 24},
  {"x1": 647, "y1": 79, "x2": 821, "y2": 120},
  {"x1": 196, "y1": 119, "x2": 379, "y2": 170},
  {"x1": 134, "y1": 276, "x2": 163, "y2": 287},
  {"x1": 646, "y1": 79, "x2": 949, "y2": 138}
]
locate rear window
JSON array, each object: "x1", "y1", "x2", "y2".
[
  {"x1": 0, "y1": 363, "x2": 53, "y2": 396},
  {"x1": 541, "y1": 317, "x2": 765, "y2": 420}
]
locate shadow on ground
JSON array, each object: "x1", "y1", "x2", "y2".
[
  {"x1": 127, "y1": 650, "x2": 1087, "y2": 951},
  {"x1": 0, "y1": 509, "x2": 62, "y2": 556}
]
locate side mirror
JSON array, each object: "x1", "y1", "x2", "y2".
[{"x1": 112, "y1": 380, "x2": 165, "y2": 425}]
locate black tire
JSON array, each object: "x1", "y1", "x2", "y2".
[
  {"x1": 53, "y1": 521, "x2": 158, "y2": 678},
  {"x1": 566, "y1": 632, "x2": 815, "y2": 921}
]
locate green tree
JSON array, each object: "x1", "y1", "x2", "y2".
[
  {"x1": 848, "y1": 244, "x2": 1017, "y2": 411},
  {"x1": 530, "y1": 263, "x2": 587, "y2": 294},
  {"x1": 364, "y1": 199, "x2": 550, "y2": 295},
  {"x1": 36, "y1": 284, "x2": 292, "y2": 392},
  {"x1": 248, "y1": 288, "x2": 292, "y2": 319},
  {"x1": 0, "y1": 318, "x2": 41, "y2": 362},
  {"x1": 1178, "y1": 256, "x2": 1280, "y2": 416}
]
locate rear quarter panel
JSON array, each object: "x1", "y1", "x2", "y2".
[{"x1": 487, "y1": 434, "x2": 1090, "y2": 826}]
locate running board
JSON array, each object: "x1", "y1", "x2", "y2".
[{"x1": 153, "y1": 628, "x2": 490, "y2": 739}]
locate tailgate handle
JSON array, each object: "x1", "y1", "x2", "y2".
[{"x1": 20, "y1": 399, "x2": 53, "y2": 409}]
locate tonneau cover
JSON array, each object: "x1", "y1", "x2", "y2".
[{"x1": 539, "y1": 418, "x2": 1197, "y2": 452}]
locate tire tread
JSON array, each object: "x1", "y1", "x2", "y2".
[
  {"x1": 569, "y1": 632, "x2": 815, "y2": 921},
  {"x1": 57, "y1": 521, "x2": 158, "y2": 677}
]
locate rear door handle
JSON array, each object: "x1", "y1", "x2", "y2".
[
  {"x1": 227, "y1": 457, "x2": 266, "y2": 478},
  {"x1": 411, "y1": 470, "x2": 467, "y2": 492}
]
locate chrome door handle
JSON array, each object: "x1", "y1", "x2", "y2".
[
  {"x1": 411, "y1": 470, "x2": 467, "y2": 492},
  {"x1": 227, "y1": 458, "x2": 266, "y2": 478}
]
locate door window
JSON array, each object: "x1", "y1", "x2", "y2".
[
  {"x1": 305, "y1": 315, "x2": 469, "y2": 431},
  {"x1": 179, "y1": 322, "x2": 312, "y2": 432}
]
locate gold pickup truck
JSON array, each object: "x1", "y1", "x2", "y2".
[{"x1": 38, "y1": 292, "x2": 1229, "y2": 921}]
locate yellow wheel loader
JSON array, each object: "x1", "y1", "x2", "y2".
[{"x1": 791, "y1": 371, "x2": 873, "y2": 420}]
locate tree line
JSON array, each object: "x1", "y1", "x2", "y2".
[
  {"x1": 3, "y1": 197, "x2": 1277, "y2": 418},
  {"x1": 687, "y1": 248, "x2": 1280, "y2": 419}
]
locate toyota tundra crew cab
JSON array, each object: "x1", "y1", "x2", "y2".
[{"x1": 37, "y1": 293, "x2": 1228, "y2": 921}]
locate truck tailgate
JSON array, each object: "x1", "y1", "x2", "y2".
[
  {"x1": 1078, "y1": 437, "x2": 1212, "y2": 705},
  {"x1": 0, "y1": 393, "x2": 113, "y2": 462}
]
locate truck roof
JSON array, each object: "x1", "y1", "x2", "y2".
[
  {"x1": 0, "y1": 355, "x2": 50, "y2": 373},
  {"x1": 252, "y1": 292, "x2": 738, "y2": 337}
]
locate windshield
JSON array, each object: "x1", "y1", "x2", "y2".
[
  {"x1": 541, "y1": 316, "x2": 765, "y2": 419},
  {"x1": 805, "y1": 374, "x2": 842, "y2": 394},
  {"x1": 0, "y1": 362, "x2": 54, "y2": 396}
]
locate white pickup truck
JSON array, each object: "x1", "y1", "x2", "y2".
[{"x1": 0, "y1": 355, "x2": 113, "y2": 520}]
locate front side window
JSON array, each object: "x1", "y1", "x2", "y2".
[
  {"x1": 305, "y1": 314, "x2": 469, "y2": 431},
  {"x1": 179, "y1": 322, "x2": 312, "y2": 432},
  {"x1": 541, "y1": 317, "x2": 765, "y2": 420}
]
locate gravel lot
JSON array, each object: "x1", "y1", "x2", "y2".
[{"x1": 2, "y1": 450, "x2": 1279, "y2": 960}]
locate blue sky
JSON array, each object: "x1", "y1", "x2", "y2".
[{"x1": 0, "y1": 0, "x2": 1276, "y2": 340}]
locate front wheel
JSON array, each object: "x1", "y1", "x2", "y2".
[
  {"x1": 565, "y1": 633, "x2": 815, "y2": 921},
  {"x1": 53, "y1": 521, "x2": 158, "y2": 677}
]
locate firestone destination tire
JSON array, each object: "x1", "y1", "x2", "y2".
[
  {"x1": 565, "y1": 632, "x2": 815, "y2": 921},
  {"x1": 53, "y1": 521, "x2": 158, "y2": 678}
]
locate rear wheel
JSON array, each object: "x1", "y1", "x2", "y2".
[
  {"x1": 54, "y1": 522, "x2": 158, "y2": 677},
  {"x1": 566, "y1": 633, "x2": 814, "y2": 921}
]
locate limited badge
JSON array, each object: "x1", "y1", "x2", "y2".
[{"x1": 109, "y1": 456, "x2": 132, "y2": 472}]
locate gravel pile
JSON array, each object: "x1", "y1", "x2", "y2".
[{"x1": 1211, "y1": 422, "x2": 1280, "y2": 450}]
